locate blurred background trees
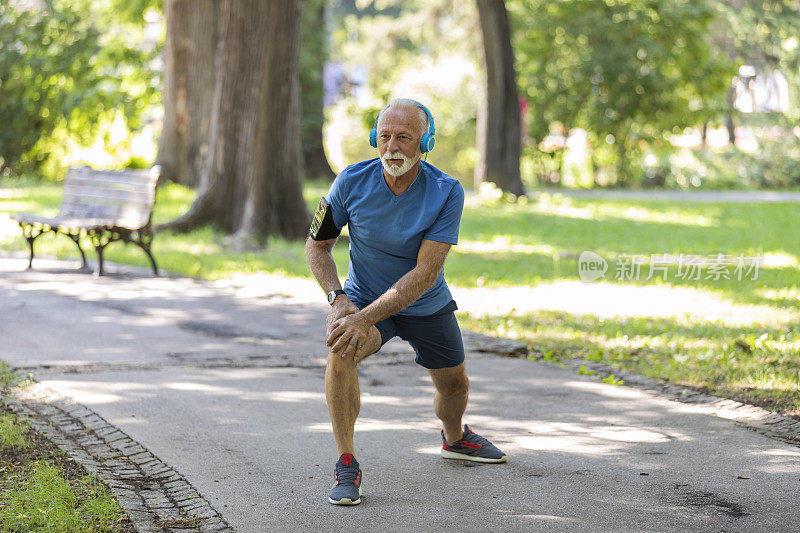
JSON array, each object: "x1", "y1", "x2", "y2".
[
  {"x1": 2, "y1": 0, "x2": 800, "y2": 238},
  {"x1": 0, "y1": 0, "x2": 159, "y2": 178}
]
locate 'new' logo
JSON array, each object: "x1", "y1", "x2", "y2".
[{"x1": 578, "y1": 251, "x2": 607, "y2": 282}]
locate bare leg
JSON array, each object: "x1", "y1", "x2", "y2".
[
  {"x1": 428, "y1": 362, "x2": 470, "y2": 444},
  {"x1": 324, "y1": 326, "x2": 382, "y2": 456}
]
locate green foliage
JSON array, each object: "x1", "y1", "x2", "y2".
[
  {"x1": 0, "y1": 0, "x2": 160, "y2": 178},
  {"x1": 601, "y1": 374, "x2": 624, "y2": 386},
  {"x1": 510, "y1": 0, "x2": 735, "y2": 185},
  {"x1": 640, "y1": 138, "x2": 800, "y2": 190},
  {"x1": 0, "y1": 460, "x2": 126, "y2": 532}
]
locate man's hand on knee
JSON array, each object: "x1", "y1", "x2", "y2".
[
  {"x1": 328, "y1": 313, "x2": 371, "y2": 360},
  {"x1": 326, "y1": 297, "x2": 359, "y2": 339}
]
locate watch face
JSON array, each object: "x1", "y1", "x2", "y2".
[{"x1": 327, "y1": 292, "x2": 334, "y2": 304}]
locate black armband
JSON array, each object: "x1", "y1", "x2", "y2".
[{"x1": 309, "y1": 197, "x2": 342, "y2": 240}]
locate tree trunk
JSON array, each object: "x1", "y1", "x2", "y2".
[
  {"x1": 300, "y1": 0, "x2": 336, "y2": 181},
  {"x1": 475, "y1": 0, "x2": 524, "y2": 196},
  {"x1": 156, "y1": 0, "x2": 218, "y2": 187},
  {"x1": 159, "y1": 0, "x2": 310, "y2": 243}
]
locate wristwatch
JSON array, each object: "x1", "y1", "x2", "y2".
[{"x1": 327, "y1": 289, "x2": 346, "y2": 305}]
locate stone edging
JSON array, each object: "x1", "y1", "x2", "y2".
[{"x1": 4, "y1": 384, "x2": 232, "y2": 533}]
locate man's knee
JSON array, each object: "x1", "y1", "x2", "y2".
[{"x1": 326, "y1": 350, "x2": 358, "y2": 375}]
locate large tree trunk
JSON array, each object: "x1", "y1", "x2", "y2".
[
  {"x1": 300, "y1": 0, "x2": 336, "y2": 181},
  {"x1": 475, "y1": 0, "x2": 524, "y2": 196},
  {"x1": 156, "y1": 0, "x2": 218, "y2": 187},
  {"x1": 160, "y1": 0, "x2": 309, "y2": 244}
]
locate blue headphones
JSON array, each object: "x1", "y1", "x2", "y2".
[{"x1": 369, "y1": 102, "x2": 436, "y2": 153}]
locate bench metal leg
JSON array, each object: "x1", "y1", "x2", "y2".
[
  {"x1": 20, "y1": 224, "x2": 43, "y2": 270},
  {"x1": 89, "y1": 230, "x2": 111, "y2": 277},
  {"x1": 133, "y1": 232, "x2": 159, "y2": 276},
  {"x1": 94, "y1": 243, "x2": 107, "y2": 276},
  {"x1": 67, "y1": 232, "x2": 89, "y2": 270},
  {"x1": 25, "y1": 235, "x2": 37, "y2": 270}
]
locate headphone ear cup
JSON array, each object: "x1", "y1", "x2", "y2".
[
  {"x1": 369, "y1": 128, "x2": 378, "y2": 148},
  {"x1": 420, "y1": 134, "x2": 435, "y2": 153}
]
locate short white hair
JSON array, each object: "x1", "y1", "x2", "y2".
[{"x1": 377, "y1": 98, "x2": 429, "y2": 138}]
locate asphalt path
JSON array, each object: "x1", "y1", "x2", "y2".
[{"x1": 2, "y1": 255, "x2": 799, "y2": 532}]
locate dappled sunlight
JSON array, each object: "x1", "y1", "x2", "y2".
[
  {"x1": 0, "y1": 214, "x2": 25, "y2": 243},
  {"x1": 262, "y1": 390, "x2": 325, "y2": 403},
  {"x1": 36, "y1": 380, "x2": 151, "y2": 405},
  {"x1": 591, "y1": 203, "x2": 717, "y2": 227},
  {"x1": 516, "y1": 193, "x2": 720, "y2": 227},
  {"x1": 757, "y1": 286, "x2": 800, "y2": 304},
  {"x1": 456, "y1": 236, "x2": 557, "y2": 256},
  {"x1": 761, "y1": 252, "x2": 799, "y2": 268},
  {"x1": 531, "y1": 198, "x2": 594, "y2": 220},
  {"x1": 747, "y1": 448, "x2": 800, "y2": 474},
  {"x1": 360, "y1": 393, "x2": 428, "y2": 406},
  {"x1": 166, "y1": 382, "x2": 240, "y2": 395},
  {"x1": 305, "y1": 417, "x2": 441, "y2": 434},
  {"x1": 453, "y1": 280, "x2": 800, "y2": 327},
  {"x1": 514, "y1": 514, "x2": 576, "y2": 524},
  {"x1": 509, "y1": 428, "x2": 668, "y2": 455},
  {"x1": 563, "y1": 380, "x2": 646, "y2": 400}
]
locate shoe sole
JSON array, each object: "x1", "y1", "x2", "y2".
[
  {"x1": 328, "y1": 486, "x2": 363, "y2": 505},
  {"x1": 441, "y1": 449, "x2": 508, "y2": 463}
]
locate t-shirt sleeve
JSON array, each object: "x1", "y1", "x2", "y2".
[
  {"x1": 423, "y1": 181, "x2": 465, "y2": 245},
  {"x1": 324, "y1": 172, "x2": 349, "y2": 230}
]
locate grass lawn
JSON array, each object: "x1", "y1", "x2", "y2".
[
  {"x1": 1, "y1": 176, "x2": 798, "y2": 417},
  {"x1": 0, "y1": 365, "x2": 133, "y2": 532}
]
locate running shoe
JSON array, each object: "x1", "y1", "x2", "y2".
[
  {"x1": 328, "y1": 453, "x2": 362, "y2": 505},
  {"x1": 441, "y1": 424, "x2": 507, "y2": 463}
]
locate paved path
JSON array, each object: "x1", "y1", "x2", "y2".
[
  {"x1": 523, "y1": 188, "x2": 800, "y2": 203},
  {"x1": 2, "y1": 256, "x2": 799, "y2": 532}
]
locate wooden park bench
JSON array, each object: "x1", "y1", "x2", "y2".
[{"x1": 12, "y1": 166, "x2": 161, "y2": 276}]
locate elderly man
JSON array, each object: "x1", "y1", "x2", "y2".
[{"x1": 305, "y1": 98, "x2": 507, "y2": 506}]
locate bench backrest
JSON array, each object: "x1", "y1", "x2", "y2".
[{"x1": 59, "y1": 166, "x2": 161, "y2": 228}]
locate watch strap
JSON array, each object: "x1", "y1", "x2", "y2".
[{"x1": 327, "y1": 289, "x2": 346, "y2": 304}]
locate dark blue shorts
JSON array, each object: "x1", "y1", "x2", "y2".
[{"x1": 354, "y1": 299, "x2": 465, "y2": 369}]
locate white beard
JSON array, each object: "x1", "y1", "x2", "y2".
[{"x1": 381, "y1": 150, "x2": 420, "y2": 177}]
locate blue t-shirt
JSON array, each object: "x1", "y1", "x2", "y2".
[{"x1": 326, "y1": 158, "x2": 464, "y2": 316}]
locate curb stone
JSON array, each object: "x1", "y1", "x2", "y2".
[{"x1": 4, "y1": 383, "x2": 233, "y2": 533}]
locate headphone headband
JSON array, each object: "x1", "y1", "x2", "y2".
[{"x1": 369, "y1": 101, "x2": 436, "y2": 153}]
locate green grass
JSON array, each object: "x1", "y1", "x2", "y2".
[
  {"x1": 1, "y1": 176, "x2": 799, "y2": 416},
  {"x1": 0, "y1": 414, "x2": 27, "y2": 450},
  {"x1": 0, "y1": 460, "x2": 126, "y2": 532},
  {"x1": 0, "y1": 362, "x2": 21, "y2": 389},
  {"x1": 0, "y1": 412, "x2": 130, "y2": 532}
]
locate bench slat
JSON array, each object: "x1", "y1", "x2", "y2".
[
  {"x1": 49, "y1": 167, "x2": 161, "y2": 230},
  {"x1": 65, "y1": 174, "x2": 157, "y2": 189},
  {"x1": 61, "y1": 187, "x2": 155, "y2": 204}
]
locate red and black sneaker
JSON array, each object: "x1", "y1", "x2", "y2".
[
  {"x1": 441, "y1": 424, "x2": 507, "y2": 463},
  {"x1": 328, "y1": 453, "x2": 362, "y2": 505}
]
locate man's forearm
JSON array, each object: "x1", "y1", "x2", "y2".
[
  {"x1": 357, "y1": 266, "x2": 438, "y2": 326},
  {"x1": 306, "y1": 238, "x2": 342, "y2": 294}
]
